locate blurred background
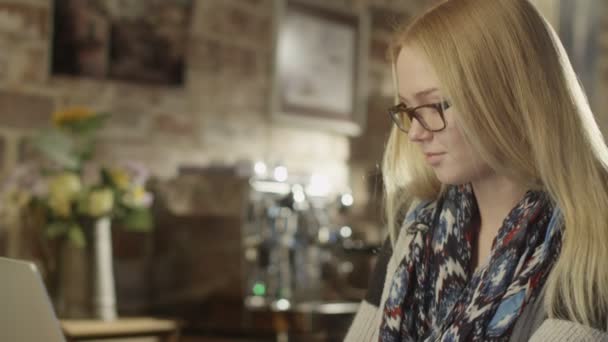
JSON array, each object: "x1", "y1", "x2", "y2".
[{"x1": 0, "y1": 0, "x2": 605, "y2": 341}]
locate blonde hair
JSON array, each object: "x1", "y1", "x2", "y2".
[{"x1": 384, "y1": 0, "x2": 608, "y2": 330}]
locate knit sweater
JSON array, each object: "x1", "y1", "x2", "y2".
[{"x1": 345, "y1": 216, "x2": 608, "y2": 341}]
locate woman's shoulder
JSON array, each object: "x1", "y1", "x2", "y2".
[
  {"x1": 529, "y1": 319, "x2": 608, "y2": 341},
  {"x1": 511, "y1": 289, "x2": 608, "y2": 342}
]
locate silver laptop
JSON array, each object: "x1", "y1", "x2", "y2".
[{"x1": 0, "y1": 257, "x2": 65, "y2": 342}]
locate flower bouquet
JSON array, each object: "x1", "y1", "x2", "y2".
[
  {"x1": 1, "y1": 106, "x2": 154, "y2": 320},
  {"x1": 27, "y1": 107, "x2": 154, "y2": 247}
]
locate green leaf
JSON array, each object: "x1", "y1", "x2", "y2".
[
  {"x1": 45, "y1": 222, "x2": 70, "y2": 239},
  {"x1": 120, "y1": 208, "x2": 154, "y2": 232},
  {"x1": 100, "y1": 168, "x2": 113, "y2": 186},
  {"x1": 73, "y1": 139, "x2": 95, "y2": 162},
  {"x1": 30, "y1": 129, "x2": 80, "y2": 169},
  {"x1": 68, "y1": 225, "x2": 86, "y2": 248},
  {"x1": 65, "y1": 113, "x2": 109, "y2": 134}
]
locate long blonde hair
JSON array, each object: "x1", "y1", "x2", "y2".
[{"x1": 383, "y1": 0, "x2": 608, "y2": 330}]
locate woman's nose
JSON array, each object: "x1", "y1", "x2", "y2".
[{"x1": 408, "y1": 118, "x2": 433, "y2": 142}]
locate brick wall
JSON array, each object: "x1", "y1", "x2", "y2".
[
  {"x1": 0, "y1": 0, "x2": 360, "y2": 183},
  {"x1": 0, "y1": 0, "x2": 602, "y2": 240},
  {"x1": 0, "y1": 0, "x2": 429, "y2": 315},
  {"x1": 0, "y1": 0, "x2": 434, "y2": 193},
  {"x1": 0, "y1": 0, "x2": 431, "y2": 244},
  {"x1": 0, "y1": 0, "x2": 603, "y2": 224}
]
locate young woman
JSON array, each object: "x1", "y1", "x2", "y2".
[{"x1": 346, "y1": 0, "x2": 608, "y2": 340}]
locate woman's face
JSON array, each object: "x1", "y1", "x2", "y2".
[{"x1": 395, "y1": 45, "x2": 492, "y2": 185}]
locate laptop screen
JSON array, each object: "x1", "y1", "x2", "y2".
[{"x1": 0, "y1": 257, "x2": 65, "y2": 342}]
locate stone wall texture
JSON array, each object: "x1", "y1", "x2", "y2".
[{"x1": 0, "y1": 0, "x2": 601, "y2": 198}]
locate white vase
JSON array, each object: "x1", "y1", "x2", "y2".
[{"x1": 88, "y1": 216, "x2": 117, "y2": 321}]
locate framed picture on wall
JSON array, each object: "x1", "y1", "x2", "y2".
[
  {"x1": 51, "y1": 0, "x2": 192, "y2": 86},
  {"x1": 270, "y1": 0, "x2": 370, "y2": 136}
]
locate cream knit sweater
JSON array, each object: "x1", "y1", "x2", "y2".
[{"x1": 344, "y1": 206, "x2": 608, "y2": 341}]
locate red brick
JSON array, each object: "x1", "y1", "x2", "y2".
[
  {"x1": 153, "y1": 113, "x2": 196, "y2": 136},
  {"x1": 199, "y1": 2, "x2": 271, "y2": 47},
  {"x1": 227, "y1": 5, "x2": 271, "y2": 44},
  {"x1": 0, "y1": 3, "x2": 49, "y2": 40},
  {"x1": 0, "y1": 91, "x2": 54, "y2": 130},
  {"x1": 190, "y1": 38, "x2": 259, "y2": 79},
  {"x1": 105, "y1": 104, "x2": 148, "y2": 131},
  {"x1": 21, "y1": 46, "x2": 49, "y2": 84}
]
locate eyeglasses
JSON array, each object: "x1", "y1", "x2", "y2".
[{"x1": 388, "y1": 100, "x2": 452, "y2": 133}]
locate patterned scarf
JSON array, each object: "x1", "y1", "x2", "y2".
[{"x1": 379, "y1": 184, "x2": 563, "y2": 341}]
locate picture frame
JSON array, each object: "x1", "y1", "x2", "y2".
[
  {"x1": 270, "y1": 0, "x2": 370, "y2": 136},
  {"x1": 51, "y1": 0, "x2": 192, "y2": 86}
]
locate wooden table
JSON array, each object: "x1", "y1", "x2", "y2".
[{"x1": 61, "y1": 317, "x2": 180, "y2": 342}]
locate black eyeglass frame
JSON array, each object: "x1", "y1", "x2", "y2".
[{"x1": 388, "y1": 100, "x2": 452, "y2": 133}]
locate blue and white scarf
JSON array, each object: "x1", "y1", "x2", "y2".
[{"x1": 379, "y1": 184, "x2": 563, "y2": 341}]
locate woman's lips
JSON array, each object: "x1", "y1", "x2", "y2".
[{"x1": 424, "y1": 152, "x2": 445, "y2": 165}]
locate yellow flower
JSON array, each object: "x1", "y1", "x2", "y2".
[
  {"x1": 108, "y1": 168, "x2": 130, "y2": 190},
  {"x1": 49, "y1": 172, "x2": 82, "y2": 201},
  {"x1": 123, "y1": 185, "x2": 147, "y2": 208},
  {"x1": 48, "y1": 194, "x2": 72, "y2": 218},
  {"x1": 87, "y1": 188, "x2": 114, "y2": 217},
  {"x1": 2, "y1": 190, "x2": 32, "y2": 214},
  {"x1": 52, "y1": 107, "x2": 95, "y2": 127}
]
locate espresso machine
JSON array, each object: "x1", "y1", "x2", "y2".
[{"x1": 241, "y1": 164, "x2": 359, "y2": 313}]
